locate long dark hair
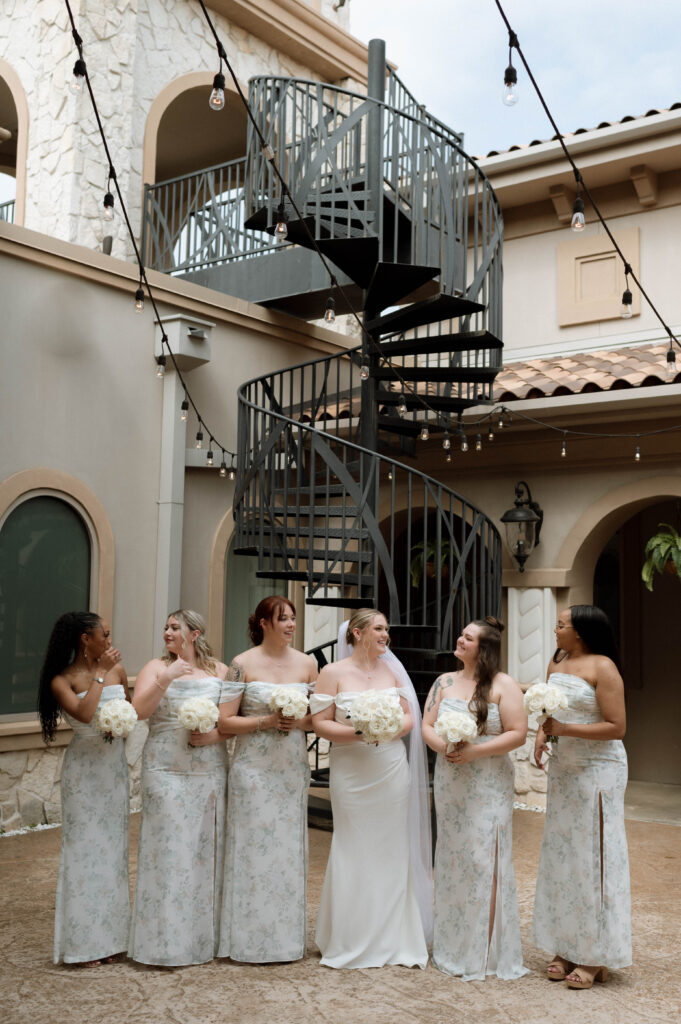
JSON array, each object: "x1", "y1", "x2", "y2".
[
  {"x1": 248, "y1": 596, "x2": 296, "y2": 646},
  {"x1": 464, "y1": 616, "x2": 504, "y2": 735},
  {"x1": 555, "y1": 604, "x2": 622, "y2": 672},
  {"x1": 37, "y1": 611, "x2": 102, "y2": 743}
]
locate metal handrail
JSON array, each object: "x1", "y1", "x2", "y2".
[{"x1": 0, "y1": 199, "x2": 15, "y2": 224}]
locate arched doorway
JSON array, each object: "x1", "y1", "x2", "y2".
[
  {"x1": 222, "y1": 538, "x2": 283, "y2": 664},
  {"x1": 594, "y1": 499, "x2": 681, "y2": 785},
  {"x1": 0, "y1": 58, "x2": 29, "y2": 224}
]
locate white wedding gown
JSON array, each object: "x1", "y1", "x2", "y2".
[{"x1": 311, "y1": 689, "x2": 428, "y2": 970}]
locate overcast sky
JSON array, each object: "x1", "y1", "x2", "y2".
[{"x1": 350, "y1": 0, "x2": 681, "y2": 157}]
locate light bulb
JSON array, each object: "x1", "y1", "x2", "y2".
[
  {"x1": 360, "y1": 364, "x2": 370, "y2": 381},
  {"x1": 571, "y1": 196, "x2": 585, "y2": 232},
  {"x1": 156, "y1": 355, "x2": 166, "y2": 378},
  {"x1": 445, "y1": 451, "x2": 452, "y2": 463},
  {"x1": 324, "y1": 297, "x2": 336, "y2": 324},
  {"x1": 102, "y1": 191, "x2": 115, "y2": 221},
  {"x1": 209, "y1": 73, "x2": 226, "y2": 111},
  {"x1": 488, "y1": 427, "x2": 494, "y2": 442},
  {"x1": 475, "y1": 434, "x2": 483, "y2": 452},
  {"x1": 420, "y1": 424, "x2": 429, "y2": 441},
  {"x1": 442, "y1": 435, "x2": 451, "y2": 450},
  {"x1": 561, "y1": 437, "x2": 567, "y2": 458},
  {"x1": 134, "y1": 286, "x2": 144, "y2": 313},
  {"x1": 667, "y1": 348, "x2": 677, "y2": 377},
  {"x1": 634, "y1": 445, "x2": 641, "y2": 462},
  {"x1": 195, "y1": 430, "x2": 204, "y2": 450},
  {"x1": 229, "y1": 468, "x2": 236, "y2": 481},
  {"x1": 497, "y1": 414, "x2": 505, "y2": 430},
  {"x1": 274, "y1": 217, "x2": 288, "y2": 242},
  {"x1": 71, "y1": 59, "x2": 86, "y2": 93},
  {"x1": 460, "y1": 436, "x2": 469, "y2": 453},
  {"x1": 502, "y1": 64, "x2": 518, "y2": 106},
  {"x1": 206, "y1": 450, "x2": 214, "y2": 467},
  {"x1": 621, "y1": 288, "x2": 633, "y2": 319},
  {"x1": 387, "y1": 469, "x2": 393, "y2": 481},
  {"x1": 397, "y1": 395, "x2": 407, "y2": 416},
  {"x1": 219, "y1": 461, "x2": 227, "y2": 478},
  {"x1": 180, "y1": 399, "x2": 189, "y2": 422}
]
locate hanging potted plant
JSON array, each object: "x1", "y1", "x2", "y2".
[
  {"x1": 409, "y1": 539, "x2": 452, "y2": 588},
  {"x1": 641, "y1": 523, "x2": 681, "y2": 591}
]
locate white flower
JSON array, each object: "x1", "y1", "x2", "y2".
[
  {"x1": 523, "y1": 682, "x2": 569, "y2": 726},
  {"x1": 434, "y1": 709, "x2": 478, "y2": 752},
  {"x1": 268, "y1": 686, "x2": 309, "y2": 720},
  {"x1": 348, "y1": 689, "x2": 404, "y2": 744},
  {"x1": 94, "y1": 699, "x2": 137, "y2": 743},
  {"x1": 177, "y1": 696, "x2": 219, "y2": 733}
]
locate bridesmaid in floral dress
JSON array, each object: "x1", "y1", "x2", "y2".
[
  {"x1": 217, "y1": 596, "x2": 317, "y2": 962},
  {"x1": 533, "y1": 605, "x2": 630, "y2": 989},
  {"x1": 37, "y1": 611, "x2": 130, "y2": 966},
  {"x1": 422, "y1": 616, "x2": 528, "y2": 980},
  {"x1": 129, "y1": 610, "x2": 228, "y2": 966}
]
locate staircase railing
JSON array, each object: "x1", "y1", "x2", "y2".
[
  {"x1": 0, "y1": 199, "x2": 15, "y2": 224},
  {"x1": 235, "y1": 348, "x2": 502, "y2": 652}
]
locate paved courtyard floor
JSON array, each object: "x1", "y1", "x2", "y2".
[{"x1": 1, "y1": 809, "x2": 678, "y2": 1024}]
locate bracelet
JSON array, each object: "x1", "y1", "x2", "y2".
[
  {"x1": 256, "y1": 717, "x2": 261, "y2": 733},
  {"x1": 93, "y1": 676, "x2": 105, "y2": 685},
  {"x1": 153, "y1": 676, "x2": 169, "y2": 692}
]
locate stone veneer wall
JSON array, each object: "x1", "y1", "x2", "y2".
[{"x1": 0, "y1": 0, "x2": 347, "y2": 261}]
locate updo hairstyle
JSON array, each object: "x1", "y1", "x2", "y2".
[
  {"x1": 248, "y1": 596, "x2": 296, "y2": 646},
  {"x1": 344, "y1": 608, "x2": 385, "y2": 647}
]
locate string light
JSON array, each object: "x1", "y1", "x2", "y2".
[
  {"x1": 621, "y1": 264, "x2": 633, "y2": 319},
  {"x1": 180, "y1": 398, "x2": 189, "y2": 421},
  {"x1": 460, "y1": 434, "x2": 469, "y2": 453},
  {"x1": 219, "y1": 458, "x2": 227, "y2": 478},
  {"x1": 488, "y1": 425, "x2": 494, "y2": 441},
  {"x1": 667, "y1": 346, "x2": 677, "y2": 377},
  {"x1": 134, "y1": 282, "x2": 144, "y2": 313},
  {"x1": 195, "y1": 429, "x2": 204, "y2": 450},
  {"x1": 387, "y1": 468, "x2": 393, "y2": 481},
  {"x1": 571, "y1": 194, "x2": 585, "y2": 232},
  {"x1": 71, "y1": 58, "x2": 86, "y2": 92},
  {"x1": 475, "y1": 434, "x2": 483, "y2": 452},
  {"x1": 274, "y1": 202, "x2": 288, "y2": 242},
  {"x1": 206, "y1": 448, "x2": 214, "y2": 467},
  {"x1": 442, "y1": 434, "x2": 451, "y2": 450},
  {"x1": 209, "y1": 71, "x2": 226, "y2": 111},
  {"x1": 561, "y1": 433, "x2": 567, "y2": 458},
  {"x1": 324, "y1": 296, "x2": 336, "y2": 324},
  {"x1": 360, "y1": 364, "x2": 370, "y2": 381},
  {"x1": 445, "y1": 451, "x2": 452, "y2": 463},
  {"x1": 502, "y1": 31, "x2": 519, "y2": 106},
  {"x1": 102, "y1": 190, "x2": 115, "y2": 222},
  {"x1": 229, "y1": 457, "x2": 236, "y2": 481},
  {"x1": 156, "y1": 354, "x2": 166, "y2": 378},
  {"x1": 397, "y1": 394, "x2": 408, "y2": 417},
  {"x1": 420, "y1": 424, "x2": 430, "y2": 441},
  {"x1": 634, "y1": 440, "x2": 641, "y2": 462}
]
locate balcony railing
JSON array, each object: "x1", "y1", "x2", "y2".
[{"x1": 0, "y1": 199, "x2": 15, "y2": 224}]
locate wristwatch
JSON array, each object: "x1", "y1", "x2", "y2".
[{"x1": 93, "y1": 676, "x2": 106, "y2": 685}]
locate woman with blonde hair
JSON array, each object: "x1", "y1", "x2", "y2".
[
  {"x1": 129, "y1": 610, "x2": 228, "y2": 966},
  {"x1": 311, "y1": 608, "x2": 431, "y2": 969},
  {"x1": 422, "y1": 616, "x2": 528, "y2": 980}
]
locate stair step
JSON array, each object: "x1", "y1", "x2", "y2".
[
  {"x1": 256, "y1": 545, "x2": 374, "y2": 563},
  {"x1": 379, "y1": 329, "x2": 503, "y2": 358},
  {"x1": 305, "y1": 596, "x2": 371, "y2": 608},
  {"x1": 315, "y1": 236, "x2": 379, "y2": 289},
  {"x1": 264, "y1": 525, "x2": 365, "y2": 541},
  {"x1": 365, "y1": 261, "x2": 441, "y2": 314},
  {"x1": 373, "y1": 365, "x2": 498, "y2": 384},
  {"x1": 366, "y1": 293, "x2": 485, "y2": 336}
]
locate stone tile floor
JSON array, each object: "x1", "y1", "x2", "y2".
[{"x1": 1, "y1": 809, "x2": 679, "y2": 1024}]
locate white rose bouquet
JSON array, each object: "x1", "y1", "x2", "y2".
[
  {"x1": 268, "y1": 686, "x2": 309, "y2": 735},
  {"x1": 434, "y1": 709, "x2": 478, "y2": 753},
  {"x1": 94, "y1": 698, "x2": 138, "y2": 744},
  {"x1": 176, "y1": 696, "x2": 219, "y2": 733},
  {"x1": 348, "y1": 689, "x2": 404, "y2": 745},
  {"x1": 523, "y1": 682, "x2": 569, "y2": 743}
]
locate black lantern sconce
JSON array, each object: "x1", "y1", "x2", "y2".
[{"x1": 500, "y1": 480, "x2": 544, "y2": 572}]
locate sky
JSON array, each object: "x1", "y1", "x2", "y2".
[{"x1": 349, "y1": 0, "x2": 681, "y2": 157}]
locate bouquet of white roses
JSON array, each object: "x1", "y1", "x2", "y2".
[
  {"x1": 523, "y1": 682, "x2": 569, "y2": 743},
  {"x1": 348, "y1": 689, "x2": 404, "y2": 745},
  {"x1": 176, "y1": 696, "x2": 219, "y2": 733},
  {"x1": 268, "y1": 686, "x2": 309, "y2": 735},
  {"x1": 94, "y1": 698, "x2": 138, "y2": 744},
  {"x1": 434, "y1": 709, "x2": 478, "y2": 753}
]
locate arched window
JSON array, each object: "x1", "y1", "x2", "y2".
[
  {"x1": 0, "y1": 496, "x2": 91, "y2": 716},
  {"x1": 222, "y1": 537, "x2": 282, "y2": 664}
]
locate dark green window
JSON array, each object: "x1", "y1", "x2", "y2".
[
  {"x1": 0, "y1": 496, "x2": 91, "y2": 716},
  {"x1": 222, "y1": 538, "x2": 282, "y2": 664}
]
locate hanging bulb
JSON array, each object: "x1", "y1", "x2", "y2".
[
  {"x1": 502, "y1": 63, "x2": 518, "y2": 106},
  {"x1": 219, "y1": 460, "x2": 227, "y2": 478},
  {"x1": 360, "y1": 364, "x2": 370, "y2": 381},
  {"x1": 134, "y1": 286, "x2": 144, "y2": 313},
  {"x1": 621, "y1": 286, "x2": 633, "y2": 319},
  {"x1": 206, "y1": 449, "x2": 214, "y2": 467},
  {"x1": 274, "y1": 202, "x2": 288, "y2": 242},
  {"x1": 387, "y1": 468, "x2": 393, "y2": 481},
  {"x1": 102, "y1": 191, "x2": 115, "y2": 221},
  {"x1": 229, "y1": 466, "x2": 236, "y2": 481},
  {"x1": 180, "y1": 399, "x2": 189, "y2": 422},
  {"x1": 324, "y1": 296, "x2": 336, "y2": 324},
  {"x1": 442, "y1": 434, "x2": 451, "y2": 450},
  {"x1": 571, "y1": 195, "x2": 585, "y2": 232},
  {"x1": 634, "y1": 443, "x2": 641, "y2": 462},
  {"x1": 209, "y1": 72, "x2": 226, "y2": 111},
  {"x1": 71, "y1": 58, "x2": 86, "y2": 93},
  {"x1": 156, "y1": 355, "x2": 166, "y2": 378},
  {"x1": 475, "y1": 434, "x2": 483, "y2": 452},
  {"x1": 195, "y1": 429, "x2": 204, "y2": 450},
  {"x1": 487, "y1": 426, "x2": 494, "y2": 442},
  {"x1": 497, "y1": 412, "x2": 505, "y2": 430},
  {"x1": 667, "y1": 347, "x2": 677, "y2": 377},
  {"x1": 397, "y1": 394, "x2": 408, "y2": 417},
  {"x1": 561, "y1": 434, "x2": 567, "y2": 458},
  {"x1": 420, "y1": 424, "x2": 430, "y2": 441},
  {"x1": 445, "y1": 451, "x2": 452, "y2": 464},
  {"x1": 460, "y1": 435, "x2": 469, "y2": 453}
]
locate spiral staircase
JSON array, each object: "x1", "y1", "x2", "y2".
[{"x1": 143, "y1": 41, "x2": 505, "y2": 702}]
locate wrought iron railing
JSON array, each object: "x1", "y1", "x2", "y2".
[
  {"x1": 235, "y1": 349, "x2": 503, "y2": 652},
  {"x1": 0, "y1": 199, "x2": 15, "y2": 224}
]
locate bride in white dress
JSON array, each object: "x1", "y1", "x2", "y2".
[{"x1": 310, "y1": 608, "x2": 432, "y2": 969}]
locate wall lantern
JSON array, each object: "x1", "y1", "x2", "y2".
[{"x1": 500, "y1": 480, "x2": 543, "y2": 572}]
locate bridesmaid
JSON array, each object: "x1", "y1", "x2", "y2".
[
  {"x1": 532, "y1": 605, "x2": 630, "y2": 989},
  {"x1": 129, "y1": 610, "x2": 228, "y2": 966},
  {"x1": 422, "y1": 616, "x2": 528, "y2": 980},
  {"x1": 217, "y1": 596, "x2": 317, "y2": 962},
  {"x1": 37, "y1": 611, "x2": 130, "y2": 966}
]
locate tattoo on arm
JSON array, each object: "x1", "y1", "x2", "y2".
[
  {"x1": 227, "y1": 658, "x2": 244, "y2": 683},
  {"x1": 427, "y1": 677, "x2": 445, "y2": 711}
]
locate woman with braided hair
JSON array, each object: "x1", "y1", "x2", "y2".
[{"x1": 37, "y1": 611, "x2": 130, "y2": 966}]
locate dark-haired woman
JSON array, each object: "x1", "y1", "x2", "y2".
[
  {"x1": 532, "y1": 605, "x2": 630, "y2": 989},
  {"x1": 37, "y1": 611, "x2": 130, "y2": 966},
  {"x1": 129, "y1": 609, "x2": 228, "y2": 966},
  {"x1": 422, "y1": 617, "x2": 528, "y2": 980},
  {"x1": 217, "y1": 596, "x2": 317, "y2": 962}
]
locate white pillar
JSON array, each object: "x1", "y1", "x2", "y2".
[
  {"x1": 507, "y1": 586, "x2": 556, "y2": 689},
  {"x1": 153, "y1": 370, "x2": 187, "y2": 645}
]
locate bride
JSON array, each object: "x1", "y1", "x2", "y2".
[{"x1": 310, "y1": 608, "x2": 432, "y2": 969}]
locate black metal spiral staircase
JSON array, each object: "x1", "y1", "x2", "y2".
[{"x1": 142, "y1": 41, "x2": 505, "y2": 701}]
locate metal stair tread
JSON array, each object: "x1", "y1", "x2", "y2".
[
  {"x1": 373, "y1": 365, "x2": 499, "y2": 383},
  {"x1": 379, "y1": 329, "x2": 503, "y2": 357},
  {"x1": 365, "y1": 292, "x2": 485, "y2": 335}
]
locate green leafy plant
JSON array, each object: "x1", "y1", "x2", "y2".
[
  {"x1": 409, "y1": 540, "x2": 452, "y2": 588},
  {"x1": 641, "y1": 523, "x2": 681, "y2": 592}
]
